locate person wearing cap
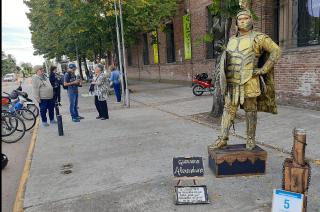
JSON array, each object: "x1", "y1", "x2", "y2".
[
  {"x1": 209, "y1": 7, "x2": 281, "y2": 151},
  {"x1": 63, "y1": 63, "x2": 84, "y2": 122},
  {"x1": 32, "y1": 65, "x2": 56, "y2": 127}
]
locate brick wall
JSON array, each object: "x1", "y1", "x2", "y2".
[
  {"x1": 126, "y1": 0, "x2": 320, "y2": 110},
  {"x1": 275, "y1": 46, "x2": 320, "y2": 110},
  {"x1": 127, "y1": 0, "x2": 215, "y2": 82}
]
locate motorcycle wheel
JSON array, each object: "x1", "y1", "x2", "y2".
[
  {"x1": 209, "y1": 87, "x2": 216, "y2": 95},
  {"x1": 192, "y1": 85, "x2": 204, "y2": 96}
]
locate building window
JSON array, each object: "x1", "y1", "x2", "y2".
[
  {"x1": 127, "y1": 48, "x2": 132, "y2": 66},
  {"x1": 206, "y1": 7, "x2": 215, "y2": 59},
  {"x1": 297, "y1": 0, "x2": 320, "y2": 47},
  {"x1": 279, "y1": 0, "x2": 320, "y2": 48},
  {"x1": 166, "y1": 23, "x2": 175, "y2": 63},
  {"x1": 142, "y1": 33, "x2": 149, "y2": 65}
]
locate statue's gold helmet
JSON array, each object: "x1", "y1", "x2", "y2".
[
  {"x1": 236, "y1": 9, "x2": 253, "y2": 31},
  {"x1": 236, "y1": 9, "x2": 252, "y2": 19}
]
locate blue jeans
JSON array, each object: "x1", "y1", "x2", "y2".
[
  {"x1": 113, "y1": 83, "x2": 121, "y2": 102},
  {"x1": 39, "y1": 99, "x2": 54, "y2": 123},
  {"x1": 68, "y1": 91, "x2": 79, "y2": 119}
]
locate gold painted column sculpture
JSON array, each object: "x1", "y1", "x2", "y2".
[{"x1": 209, "y1": 8, "x2": 281, "y2": 151}]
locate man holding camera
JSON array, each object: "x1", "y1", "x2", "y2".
[{"x1": 63, "y1": 63, "x2": 84, "y2": 122}]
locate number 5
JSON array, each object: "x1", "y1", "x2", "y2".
[{"x1": 284, "y1": 199, "x2": 290, "y2": 209}]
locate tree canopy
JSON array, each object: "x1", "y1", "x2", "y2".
[
  {"x1": 24, "y1": 0, "x2": 179, "y2": 63},
  {"x1": 2, "y1": 51, "x2": 18, "y2": 77}
]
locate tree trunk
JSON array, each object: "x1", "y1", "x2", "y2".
[
  {"x1": 107, "y1": 50, "x2": 112, "y2": 68},
  {"x1": 111, "y1": 27, "x2": 119, "y2": 66},
  {"x1": 210, "y1": 17, "x2": 232, "y2": 118},
  {"x1": 156, "y1": 30, "x2": 161, "y2": 82},
  {"x1": 78, "y1": 57, "x2": 84, "y2": 80},
  {"x1": 94, "y1": 51, "x2": 98, "y2": 63},
  {"x1": 83, "y1": 56, "x2": 90, "y2": 81},
  {"x1": 137, "y1": 46, "x2": 141, "y2": 80},
  {"x1": 99, "y1": 37, "x2": 102, "y2": 59}
]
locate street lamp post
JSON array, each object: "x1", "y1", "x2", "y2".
[
  {"x1": 118, "y1": 0, "x2": 130, "y2": 107},
  {"x1": 113, "y1": 0, "x2": 126, "y2": 106}
]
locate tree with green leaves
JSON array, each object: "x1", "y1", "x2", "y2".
[
  {"x1": 2, "y1": 51, "x2": 18, "y2": 77},
  {"x1": 208, "y1": 0, "x2": 256, "y2": 117},
  {"x1": 24, "y1": 0, "x2": 179, "y2": 80},
  {"x1": 20, "y1": 62, "x2": 33, "y2": 77}
]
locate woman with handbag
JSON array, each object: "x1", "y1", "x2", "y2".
[
  {"x1": 91, "y1": 64, "x2": 109, "y2": 120},
  {"x1": 49, "y1": 66, "x2": 62, "y2": 106},
  {"x1": 109, "y1": 65, "x2": 121, "y2": 102}
]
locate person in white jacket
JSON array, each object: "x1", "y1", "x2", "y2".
[{"x1": 32, "y1": 65, "x2": 55, "y2": 127}]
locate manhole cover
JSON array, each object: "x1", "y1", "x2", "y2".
[
  {"x1": 61, "y1": 163, "x2": 73, "y2": 169},
  {"x1": 61, "y1": 163, "x2": 73, "y2": 175},
  {"x1": 61, "y1": 169, "x2": 72, "y2": 175}
]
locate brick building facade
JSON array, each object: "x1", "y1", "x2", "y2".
[{"x1": 126, "y1": 0, "x2": 320, "y2": 110}]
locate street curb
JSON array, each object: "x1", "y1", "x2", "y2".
[{"x1": 13, "y1": 118, "x2": 40, "y2": 212}]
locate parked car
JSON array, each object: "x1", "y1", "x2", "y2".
[{"x1": 3, "y1": 73, "x2": 16, "y2": 82}]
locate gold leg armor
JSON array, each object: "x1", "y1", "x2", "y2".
[
  {"x1": 209, "y1": 99, "x2": 238, "y2": 150},
  {"x1": 245, "y1": 111, "x2": 257, "y2": 150}
]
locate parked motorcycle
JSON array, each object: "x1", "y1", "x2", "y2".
[
  {"x1": 192, "y1": 73, "x2": 215, "y2": 96},
  {"x1": 3, "y1": 82, "x2": 39, "y2": 118}
]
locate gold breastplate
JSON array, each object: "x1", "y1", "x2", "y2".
[{"x1": 226, "y1": 34, "x2": 257, "y2": 85}]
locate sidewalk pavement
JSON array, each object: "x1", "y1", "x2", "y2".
[{"x1": 24, "y1": 80, "x2": 320, "y2": 212}]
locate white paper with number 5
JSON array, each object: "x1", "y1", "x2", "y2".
[{"x1": 272, "y1": 189, "x2": 304, "y2": 212}]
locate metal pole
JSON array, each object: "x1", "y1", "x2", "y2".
[
  {"x1": 114, "y1": 0, "x2": 125, "y2": 105},
  {"x1": 55, "y1": 104, "x2": 64, "y2": 136},
  {"x1": 118, "y1": 0, "x2": 130, "y2": 107},
  {"x1": 75, "y1": 43, "x2": 81, "y2": 78}
]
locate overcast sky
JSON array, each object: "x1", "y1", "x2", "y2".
[{"x1": 2, "y1": 0, "x2": 44, "y2": 66}]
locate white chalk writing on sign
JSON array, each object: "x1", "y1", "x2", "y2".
[
  {"x1": 173, "y1": 157, "x2": 204, "y2": 177},
  {"x1": 178, "y1": 159, "x2": 200, "y2": 166},
  {"x1": 173, "y1": 166, "x2": 204, "y2": 176},
  {"x1": 177, "y1": 187, "x2": 206, "y2": 203}
]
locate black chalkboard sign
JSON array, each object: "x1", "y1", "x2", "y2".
[
  {"x1": 175, "y1": 185, "x2": 209, "y2": 205},
  {"x1": 173, "y1": 157, "x2": 204, "y2": 178}
]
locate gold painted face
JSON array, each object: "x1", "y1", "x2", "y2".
[{"x1": 237, "y1": 14, "x2": 252, "y2": 32}]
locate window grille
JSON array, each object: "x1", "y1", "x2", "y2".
[
  {"x1": 279, "y1": 0, "x2": 320, "y2": 48},
  {"x1": 166, "y1": 23, "x2": 176, "y2": 63},
  {"x1": 142, "y1": 33, "x2": 149, "y2": 65}
]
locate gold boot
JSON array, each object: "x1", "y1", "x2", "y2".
[
  {"x1": 208, "y1": 136, "x2": 228, "y2": 150},
  {"x1": 209, "y1": 101, "x2": 236, "y2": 150},
  {"x1": 245, "y1": 111, "x2": 257, "y2": 150}
]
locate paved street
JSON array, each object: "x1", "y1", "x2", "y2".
[
  {"x1": 2, "y1": 80, "x2": 34, "y2": 212},
  {"x1": 23, "y1": 80, "x2": 320, "y2": 212}
]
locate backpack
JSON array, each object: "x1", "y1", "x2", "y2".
[{"x1": 62, "y1": 72, "x2": 69, "y2": 90}]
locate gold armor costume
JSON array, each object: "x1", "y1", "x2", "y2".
[{"x1": 210, "y1": 9, "x2": 281, "y2": 150}]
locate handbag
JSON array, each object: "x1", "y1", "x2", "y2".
[{"x1": 89, "y1": 83, "x2": 95, "y2": 92}]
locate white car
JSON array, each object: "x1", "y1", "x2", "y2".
[{"x1": 3, "y1": 73, "x2": 16, "y2": 82}]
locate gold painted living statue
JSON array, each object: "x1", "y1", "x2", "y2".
[{"x1": 209, "y1": 8, "x2": 281, "y2": 150}]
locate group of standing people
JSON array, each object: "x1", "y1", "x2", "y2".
[{"x1": 32, "y1": 63, "x2": 122, "y2": 126}]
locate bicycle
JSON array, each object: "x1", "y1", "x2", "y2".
[
  {"x1": 1, "y1": 110, "x2": 26, "y2": 143},
  {"x1": 2, "y1": 95, "x2": 36, "y2": 131},
  {"x1": 3, "y1": 89, "x2": 39, "y2": 118}
]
